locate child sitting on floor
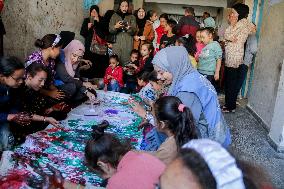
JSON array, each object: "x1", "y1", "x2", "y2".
[
  {"x1": 137, "y1": 72, "x2": 157, "y2": 105},
  {"x1": 103, "y1": 54, "x2": 123, "y2": 92},
  {"x1": 198, "y1": 27, "x2": 222, "y2": 85},
  {"x1": 148, "y1": 96, "x2": 197, "y2": 165},
  {"x1": 123, "y1": 49, "x2": 139, "y2": 94}
]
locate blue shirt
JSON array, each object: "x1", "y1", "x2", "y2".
[{"x1": 198, "y1": 41, "x2": 222, "y2": 75}]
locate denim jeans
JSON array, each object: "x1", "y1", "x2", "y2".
[
  {"x1": 0, "y1": 123, "x2": 14, "y2": 152},
  {"x1": 107, "y1": 79, "x2": 121, "y2": 92}
]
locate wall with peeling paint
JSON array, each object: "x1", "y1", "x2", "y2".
[{"x1": 2, "y1": 0, "x2": 85, "y2": 60}]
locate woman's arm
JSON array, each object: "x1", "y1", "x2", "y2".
[
  {"x1": 80, "y1": 18, "x2": 91, "y2": 38},
  {"x1": 109, "y1": 14, "x2": 119, "y2": 34},
  {"x1": 127, "y1": 15, "x2": 137, "y2": 35}
]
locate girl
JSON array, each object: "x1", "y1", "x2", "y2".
[
  {"x1": 85, "y1": 123, "x2": 165, "y2": 189},
  {"x1": 12, "y1": 63, "x2": 60, "y2": 144},
  {"x1": 129, "y1": 43, "x2": 154, "y2": 74},
  {"x1": 160, "y1": 19, "x2": 177, "y2": 49},
  {"x1": 147, "y1": 10, "x2": 159, "y2": 51},
  {"x1": 148, "y1": 96, "x2": 197, "y2": 165},
  {"x1": 26, "y1": 34, "x2": 65, "y2": 101},
  {"x1": 195, "y1": 28, "x2": 205, "y2": 61},
  {"x1": 137, "y1": 72, "x2": 156, "y2": 104},
  {"x1": 198, "y1": 27, "x2": 222, "y2": 85},
  {"x1": 175, "y1": 35, "x2": 197, "y2": 68},
  {"x1": 55, "y1": 40, "x2": 97, "y2": 103},
  {"x1": 109, "y1": 0, "x2": 137, "y2": 64},
  {"x1": 155, "y1": 13, "x2": 168, "y2": 52},
  {"x1": 0, "y1": 56, "x2": 28, "y2": 151},
  {"x1": 133, "y1": 8, "x2": 154, "y2": 50},
  {"x1": 103, "y1": 54, "x2": 123, "y2": 92}
]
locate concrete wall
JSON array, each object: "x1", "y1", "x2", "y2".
[
  {"x1": 248, "y1": 1, "x2": 284, "y2": 128},
  {"x1": 2, "y1": 0, "x2": 114, "y2": 61}
]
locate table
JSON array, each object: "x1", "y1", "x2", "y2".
[{"x1": 0, "y1": 91, "x2": 143, "y2": 188}]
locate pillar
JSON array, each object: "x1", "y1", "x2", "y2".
[{"x1": 269, "y1": 60, "x2": 284, "y2": 152}]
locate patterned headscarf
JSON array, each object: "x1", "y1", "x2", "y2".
[{"x1": 183, "y1": 139, "x2": 245, "y2": 189}]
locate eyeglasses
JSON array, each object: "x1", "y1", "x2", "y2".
[{"x1": 10, "y1": 75, "x2": 25, "y2": 83}]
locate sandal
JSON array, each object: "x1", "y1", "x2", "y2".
[{"x1": 222, "y1": 107, "x2": 235, "y2": 113}]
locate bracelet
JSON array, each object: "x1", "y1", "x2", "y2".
[{"x1": 43, "y1": 116, "x2": 46, "y2": 122}]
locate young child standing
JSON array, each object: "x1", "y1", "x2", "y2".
[
  {"x1": 155, "y1": 13, "x2": 168, "y2": 52},
  {"x1": 198, "y1": 27, "x2": 222, "y2": 85},
  {"x1": 160, "y1": 19, "x2": 177, "y2": 49},
  {"x1": 123, "y1": 49, "x2": 139, "y2": 93},
  {"x1": 195, "y1": 29, "x2": 205, "y2": 61},
  {"x1": 103, "y1": 55, "x2": 123, "y2": 92}
]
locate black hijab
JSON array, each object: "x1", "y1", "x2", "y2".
[
  {"x1": 135, "y1": 8, "x2": 147, "y2": 36},
  {"x1": 90, "y1": 5, "x2": 100, "y2": 16},
  {"x1": 116, "y1": 0, "x2": 131, "y2": 20}
]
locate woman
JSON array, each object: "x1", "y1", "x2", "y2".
[
  {"x1": 0, "y1": 56, "x2": 30, "y2": 151},
  {"x1": 223, "y1": 3, "x2": 254, "y2": 113},
  {"x1": 85, "y1": 122, "x2": 165, "y2": 189},
  {"x1": 26, "y1": 34, "x2": 65, "y2": 101},
  {"x1": 80, "y1": 5, "x2": 109, "y2": 78},
  {"x1": 132, "y1": 46, "x2": 230, "y2": 147},
  {"x1": 159, "y1": 139, "x2": 246, "y2": 189},
  {"x1": 55, "y1": 40, "x2": 97, "y2": 103},
  {"x1": 133, "y1": 8, "x2": 154, "y2": 50},
  {"x1": 109, "y1": 0, "x2": 136, "y2": 65}
]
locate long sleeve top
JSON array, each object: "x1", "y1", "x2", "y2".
[
  {"x1": 0, "y1": 85, "x2": 19, "y2": 122},
  {"x1": 103, "y1": 66, "x2": 124, "y2": 87}
]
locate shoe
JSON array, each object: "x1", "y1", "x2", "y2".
[{"x1": 222, "y1": 107, "x2": 235, "y2": 113}]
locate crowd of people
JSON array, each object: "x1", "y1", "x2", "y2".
[{"x1": 0, "y1": 0, "x2": 268, "y2": 188}]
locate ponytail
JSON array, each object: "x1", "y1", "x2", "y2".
[
  {"x1": 175, "y1": 107, "x2": 197, "y2": 148},
  {"x1": 34, "y1": 34, "x2": 63, "y2": 49},
  {"x1": 154, "y1": 96, "x2": 197, "y2": 149}
]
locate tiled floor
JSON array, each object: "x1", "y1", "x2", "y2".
[{"x1": 223, "y1": 99, "x2": 284, "y2": 188}]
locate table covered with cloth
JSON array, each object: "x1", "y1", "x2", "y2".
[{"x1": 0, "y1": 91, "x2": 144, "y2": 188}]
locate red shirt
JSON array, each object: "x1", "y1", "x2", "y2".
[
  {"x1": 107, "y1": 151, "x2": 165, "y2": 189},
  {"x1": 103, "y1": 66, "x2": 124, "y2": 87},
  {"x1": 155, "y1": 25, "x2": 167, "y2": 47}
]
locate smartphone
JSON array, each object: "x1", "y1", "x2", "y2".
[{"x1": 90, "y1": 16, "x2": 94, "y2": 24}]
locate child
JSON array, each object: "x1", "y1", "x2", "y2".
[
  {"x1": 103, "y1": 54, "x2": 123, "y2": 92},
  {"x1": 198, "y1": 27, "x2": 222, "y2": 85},
  {"x1": 147, "y1": 10, "x2": 160, "y2": 51},
  {"x1": 85, "y1": 122, "x2": 165, "y2": 189},
  {"x1": 155, "y1": 13, "x2": 168, "y2": 52},
  {"x1": 175, "y1": 35, "x2": 197, "y2": 68},
  {"x1": 195, "y1": 28, "x2": 205, "y2": 61},
  {"x1": 123, "y1": 49, "x2": 139, "y2": 93},
  {"x1": 148, "y1": 96, "x2": 197, "y2": 165},
  {"x1": 137, "y1": 72, "x2": 156, "y2": 105},
  {"x1": 160, "y1": 19, "x2": 178, "y2": 49},
  {"x1": 130, "y1": 43, "x2": 154, "y2": 74}
]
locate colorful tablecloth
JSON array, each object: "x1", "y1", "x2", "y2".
[{"x1": 0, "y1": 91, "x2": 143, "y2": 188}]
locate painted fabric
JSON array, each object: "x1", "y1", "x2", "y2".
[{"x1": 1, "y1": 91, "x2": 144, "y2": 187}]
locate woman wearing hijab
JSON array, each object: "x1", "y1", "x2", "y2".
[
  {"x1": 109, "y1": 0, "x2": 137, "y2": 65},
  {"x1": 223, "y1": 3, "x2": 254, "y2": 113},
  {"x1": 131, "y1": 46, "x2": 231, "y2": 147},
  {"x1": 133, "y1": 8, "x2": 154, "y2": 50},
  {"x1": 55, "y1": 40, "x2": 97, "y2": 103},
  {"x1": 80, "y1": 5, "x2": 109, "y2": 78}
]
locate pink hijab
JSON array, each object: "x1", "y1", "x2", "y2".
[{"x1": 64, "y1": 40, "x2": 85, "y2": 77}]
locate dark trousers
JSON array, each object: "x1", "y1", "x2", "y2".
[
  {"x1": 202, "y1": 74, "x2": 219, "y2": 92},
  {"x1": 224, "y1": 64, "x2": 248, "y2": 110}
]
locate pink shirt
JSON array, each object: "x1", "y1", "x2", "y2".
[
  {"x1": 107, "y1": 151, "x2": 165, "y2": 189},
  {"x1": 195, "y1": 42, "x2": 205, "y2": 61}
]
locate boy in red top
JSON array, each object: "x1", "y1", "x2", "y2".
[{"x1": 103, "y1": 55, "x2": 123, "y2": 92}]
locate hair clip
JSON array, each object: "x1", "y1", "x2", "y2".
[
  {"x1": 52, "y1": 34, "x2": 61, "y2": 47},
  {"x1": 178, "y1": 104, "x2": 185, "y2": 112}
]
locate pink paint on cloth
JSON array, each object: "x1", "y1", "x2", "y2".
[
  {"x1": 195, "y1": 42, "x2": 205, "y2": 61},
  {"x1": 107, "y1": 151, "x2": 165, "y2": 189}
]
